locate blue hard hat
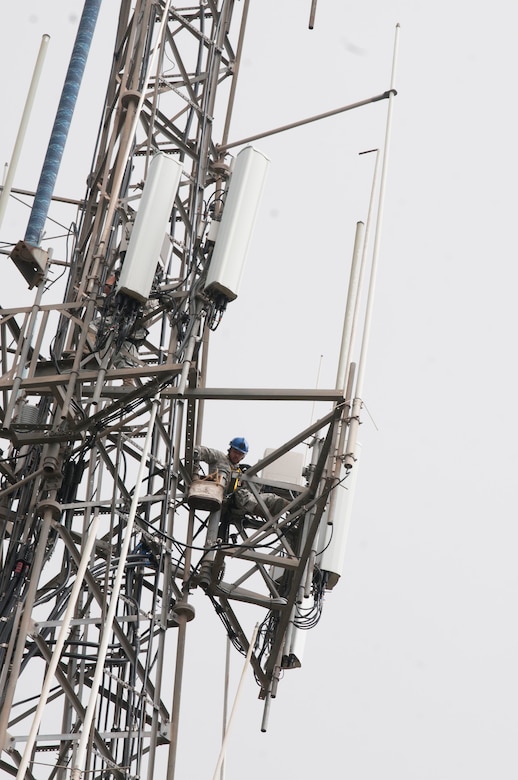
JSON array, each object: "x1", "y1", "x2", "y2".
[{"x1": 229, "y1": 437, "x2": 249, "y2": 454}]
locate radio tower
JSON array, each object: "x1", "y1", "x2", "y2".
[{"x1": 0, "y1": 2, "x2": 398, "y2": 777}]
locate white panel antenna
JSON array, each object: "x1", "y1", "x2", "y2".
[
  {"x1": 318, "y1": 443, "x2": 361, "y2": 589},
  {"x1": 261, "y1": 448, "x2": 304, "y2": 486},
  {"x1": 284, "y1": 613, "x2": 307, "y2": 669},
  {"x1": 118, "y1": 152, "x2": 183, "y2": 302},
  {"x1": 204, "y1": 145, "x2": 270, "y2": 302}
]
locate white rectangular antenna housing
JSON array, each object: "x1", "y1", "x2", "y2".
[
  {"x1": 204, "y1": 145, "x2": 270, "y2": 302},
  {"x1": 261, "y1": 449, "x2": 304, "y2": 486},
  {"x1": 288, "y1": 622, "x2": 306, "y2": 668},
  {"x1": 118, "y1": 152, "x2": 183, "y2": 303},
  {"x1": 318, "y1": 444, "x2": 361, "y2": 590}
]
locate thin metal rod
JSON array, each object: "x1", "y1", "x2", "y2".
[
  {"x1": 0, "y1": 185, "x2": 82, "y2": 207},
  {"x1": 212, "y1": 624, "x2": 259, "y2": 780},
  {"x1": 70, "y1": 393, "x2": 161, "y2": 780},
  {"x1": 220, "y1": 637, "x2": 231, "y2": 780},
  {"x1": 0, "y1": 466, "x2": 46, "y2": 499},
  {"x1": 0, "y1": 34, "x2": 50, "y2": 232},
  {"x1": 355, "y1": 26, "x2": 399, "y2": 399},
  {"x1": 217, "y1": 90, "x2": 395, "y2": 152},
  {"x1": 339, "y1": 147, "x2": 381, "y2": 469},
  {"x1": 345, "y1": 24, "x2": 400, "y2": 468},
  {"x1": 16, "y1": 515, "x2": 100, "y2": 780},
  {"x1": 308, "y1": 0, "x2": 318, "y2": 29}
]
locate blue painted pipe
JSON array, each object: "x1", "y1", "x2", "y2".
[{"x1": 25, "y1": 0, "x2": 102, "y2": 247}]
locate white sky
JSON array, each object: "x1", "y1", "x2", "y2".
[{"x1": 1, "y1": 1, "x2": 517, "y2": 778}]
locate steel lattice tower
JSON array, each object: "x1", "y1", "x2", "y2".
[{"x1": 0, "y1": 2, "x2": 397, "y2": 777}]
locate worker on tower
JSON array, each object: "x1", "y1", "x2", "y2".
[{"x1": 193, "y1": 437, "x2": 289, "y2": 522}]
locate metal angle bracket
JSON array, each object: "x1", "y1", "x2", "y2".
[{"x1": 9, "y1": 240, "x2": 48, "y2": 288}]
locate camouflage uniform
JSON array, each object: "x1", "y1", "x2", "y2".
[{"x1": 193, "y1": 446, "x2": 288, "y2": 519}]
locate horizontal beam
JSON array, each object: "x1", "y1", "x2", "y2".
[
  {"x1": 171, "y1": 387, "x2": 344, "y2": 401},
  {"x1": 0, "y1": 368, "x2": 344, "y2": 400}
]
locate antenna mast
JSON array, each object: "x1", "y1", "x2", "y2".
[{"x1": 0, "y1": 3, "x2": 397, "y2": 777}]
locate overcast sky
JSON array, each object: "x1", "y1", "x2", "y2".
[{"x1": 2, "y1": 1, "x2": 517, "y2": 778}]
